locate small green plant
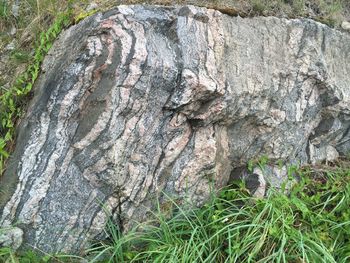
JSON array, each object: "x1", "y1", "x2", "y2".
[
  {"x1": 248, "y1": 0, "x2": 345, "y2": 26},
  {"x1": 86, "y1": 160, "x2": 350, "y2": 262},
  {"x1": 247, "y1": 159, "x2": 254, "y2": 173},
  {"x1": 287, "y1": 163, "x2": 299, "y2": 179},
  {"x1": 75, "y1": 9, "x2": 98, "y2": 23},
  {"x1": 0, "y1": 0, "x2": 9, "y2": 19},
  {"x1": 0, "y1": 247, "x2": 16, "y2": 262},
  {"x1": 257, "y1": 154, "x2": 269, "y2": 171},
  {"x1": 252, "y1": 0, "x2": 267, "y2": 14},
  {"x1": 0, "y1": 10, "x2": 72, "y2": 175},
  {"x1": 247, "y1": 155, "x2": 270, "y2": 173},
  {"x1": 10, "y1": 49, "x2": 32, "y2": 63},
  {"x1": 290, "y1": 0, "x2": 306, "y2": 15},
  {"x1": 277, "y1": 159, "x2": 284, "y2": 169}
]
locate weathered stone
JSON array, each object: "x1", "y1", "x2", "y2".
[
  {"x1": 0, "y1": 227, "x2": 23, "y2": 250},
  {"x1": 230, "y1": 164, "x2": 297, "y2": 198},
  {"x1": 341, "y1": 21, "x2": 350, "y2": 31},
  {"x1": 86, "y1": 2, "x2": 98, "y2": 12},
  {"x1": 230, "y1": 167, "x2": 267, "y2": 198},
  {"x1": 1, "y1": 5, "x2": 350, "y2": 254},
  {"x1": 4, "y1": 40, "x2": 16, "y2": 51},
  {"x1": 10, "y1": 26, "x2": 17, "y2": 36}
]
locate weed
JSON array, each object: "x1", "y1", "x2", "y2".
[
  {"x1": 75, "y1": 9, "x2": 98, "y2": 24},
  {"x1": 1, "y1": 161, "x2": 349, "y2": 262},
  {"x1": 84, "y1": 161, "x2": 350, "y2": 262},
  {"x1": 257, "y1": 154, "x2": 269, "y2": 171},
  {"x1": 0, "y1": 0, "x2": 9, "y2": 19},
  {"x1": 247, "y1": 159, "x2": 254, "y2": 173},
  {"x1": 246, "y1": 155, "x2": 270, "y2": 173},
  {"x1": 10, "y1": 49, "x2": 32, "y2": 63},
  {"x1": 0, "y1": 10, "x2": 72, "y2": 175}
]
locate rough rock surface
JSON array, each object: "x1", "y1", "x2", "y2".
[
  {"x1": 1, "y1": 5, "x2": 350, "y2": 254},
  {"x1": 342, "y1": 20, "x2": 350, "y2": 31}
]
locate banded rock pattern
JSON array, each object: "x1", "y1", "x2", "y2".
[{"x1": 1, "y1": 5, "x2": 350, "y2": 254}]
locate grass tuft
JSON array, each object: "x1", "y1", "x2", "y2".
[
  {"x1": 85, "y1": 160, "x2": 350, "y2": 263},
  {"x1": 1, "y1": 160, "x2": 349, "y2": 261}
]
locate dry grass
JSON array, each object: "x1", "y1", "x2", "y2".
[
  {"x1": 0, "y1": 0, "x2": 71, "y2": 91},
  {"x1": 0, "y1": 0, "x2": 348, "y2": 92},
  {"x1": 0, "y1": 1, "x2": 347, "y2": 122}
]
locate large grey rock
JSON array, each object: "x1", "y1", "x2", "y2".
[{"x1": 1, "y1": 5, "x2": 350, "y2": 254}]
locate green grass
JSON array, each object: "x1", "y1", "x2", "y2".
[
  {"x1": 0, "y1": 10, "x2": 73, "y2": 175},
  {"x1": 0, "y1": 0, "x2": 102, "y2": 176},
  {"x1": 0, "y1": 1, "x2": 349, "y2": 262},
  {"x1": 1, "y1": 160, "x2": 349, "y2": 262},
  {"x1": 83, "y1": 160, "x2": 350, "y2": 263}
]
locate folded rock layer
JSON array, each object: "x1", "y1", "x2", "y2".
[{"x1": 1, "y1": 5, "x2": 350, "y2": 254}]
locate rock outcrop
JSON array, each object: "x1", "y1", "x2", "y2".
[{"x1": 1, "y1": 5, "x2": 350, "y2": 254}]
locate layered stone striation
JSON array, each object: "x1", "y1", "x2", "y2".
[{"x1": 0, "y1": 5, "x2": 350, "y2": 254}]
